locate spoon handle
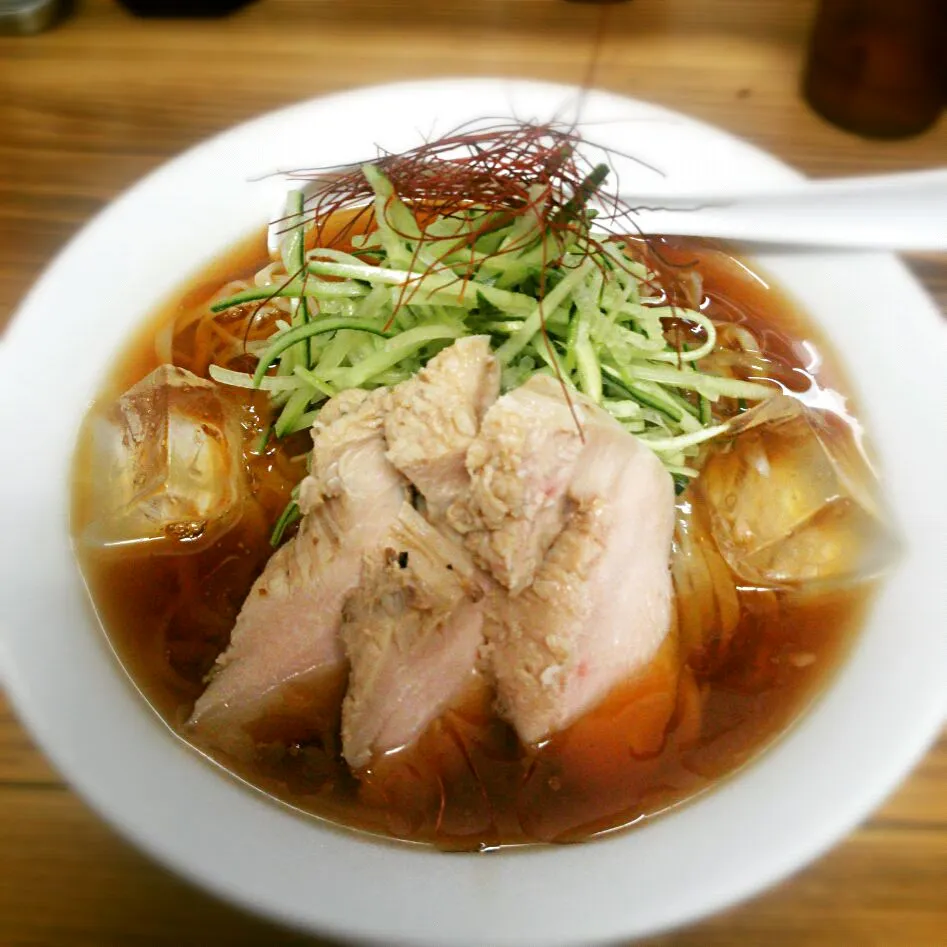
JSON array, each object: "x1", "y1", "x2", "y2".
[{"x1": 618, "y1": 168, "x2": 947, "y2": 251}]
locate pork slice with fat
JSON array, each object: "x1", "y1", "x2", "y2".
[
  {"x1": 385, "y1": 336, "x2": 499, "y2": 520},
  {"x1": 188, "y1": 388, "x2": 406, "y2": 757},
  {"x1": 446, "y1": 375, "x2": 585, "y2": 593},
  {"x1": 489, "y1": 393, "x2": 676, "y2": 745},
  {"x1": 341, "y1": 502, "x2": 487, "y2": 770}
]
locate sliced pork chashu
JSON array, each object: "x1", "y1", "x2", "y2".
[
  {"x1": 487, "y1": 385, "x2": 676, "y2": 745},
  {"x1": 188, "y1": 388, "x2": 406, "y2": 757},
  {"x1": 340, "y1": 502, "x2": 487, "y2": 770},
  {"x1": 385, "y1": 335, "x2": 499, "y2": 519},
  {"x1": 446, "y1": 375, "x2": 585, "y2": 593}
]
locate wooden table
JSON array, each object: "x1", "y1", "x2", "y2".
[{"x1": 1, "y1": 1, "x2": 944, "y2": 944}]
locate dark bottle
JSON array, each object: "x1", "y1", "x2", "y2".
[
  {"x1": 803, "y1": 0, "x2": 946, "y2": 138},
  {"x1": 117, "y1": 0, "x2": 255, "y2": 15}
]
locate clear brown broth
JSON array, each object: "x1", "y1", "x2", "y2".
[{"x1": 73, "y1": 226, "x2": 874, "y2": 849}]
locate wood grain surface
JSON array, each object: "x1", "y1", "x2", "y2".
[{"x1": 1, "y1": 1, "x2": 945, "y2": 944}]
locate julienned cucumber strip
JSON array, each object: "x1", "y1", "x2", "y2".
[
  {"x1": 330, "y1": 323, "x2": 464, "y2": 389},
  {"x1": 211, "y1": 280, "x2": 367, "y2": 311},
  {"x1": 253, "y1": 319, "x2": 394, "y2": 387}
]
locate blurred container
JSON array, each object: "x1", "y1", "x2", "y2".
[
  {"x1": 0, "y1": 0, "x2": 67, "y2": 34},
  {"x1": 117, "y1": 0, "x2": 255, "y2": 15},
  {"x1": 803, "y1": 0, "x2": 946, "y2": 138}
]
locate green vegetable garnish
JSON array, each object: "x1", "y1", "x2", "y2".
[{"x1": 208, "y1": 123, "x2": 777, "y2": 543}]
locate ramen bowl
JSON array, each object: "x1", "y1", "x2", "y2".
[{"x1": 1, "y1": 79, "x2": 945, "y2": 947}]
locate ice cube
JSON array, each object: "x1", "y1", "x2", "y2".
[
  {"x1": 84, "y1": 364, "x2": 247, "y2": 553},
  {"x1": 696, "y1": 395, "x2": 896, "y2": 587}
]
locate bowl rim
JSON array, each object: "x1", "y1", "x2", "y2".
[{"x1": 1, "y1": 77, "x2": 945, "y2": 947}]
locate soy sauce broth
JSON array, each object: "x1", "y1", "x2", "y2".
[{"x1": 72, "y1": 229, "x2": 875, "y2": 848}]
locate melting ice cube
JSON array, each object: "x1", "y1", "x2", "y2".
[
  {"x1": 84, "y1": 365, "x2": 247, "y2": 552},
  {"x1": 697, "y1": 395, "x2": 896, "y2": 588}
]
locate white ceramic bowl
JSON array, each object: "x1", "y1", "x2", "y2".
[{"x1": 1, "y1": 79, "x2": 945, "y2": 947}]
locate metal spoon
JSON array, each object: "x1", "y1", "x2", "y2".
[{"x1": 616, "y1": 168, "x2": 947, "y2": 251}]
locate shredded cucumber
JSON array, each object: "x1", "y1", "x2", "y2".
[{"x1": 210, "y1": 164, "x2": 778, "y2": 493}]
